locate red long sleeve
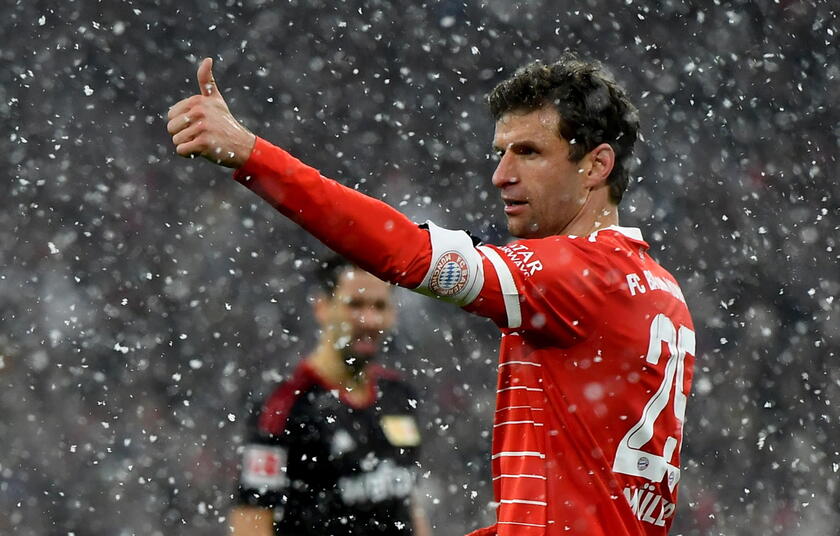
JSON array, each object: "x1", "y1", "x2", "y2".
[{"x1": 232, "y1": 137, "x2": 432, "y2": 288}]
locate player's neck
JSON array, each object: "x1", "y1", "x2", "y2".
[
  {"x1": 309, "y1": 343, "x2": 371, "y2": 391},
  {"x1": 561, "y1": 199, "x2": 619, "y2": 237}
]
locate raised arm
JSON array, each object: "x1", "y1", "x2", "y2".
[{"x1": 167, "y1": 58, "x2": 509, "y2": 326}]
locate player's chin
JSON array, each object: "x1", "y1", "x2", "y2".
[
  {"x1": 507, "y1": 217, "x2": 545, "y2": 239},
  {"x1": 506, "y1": 219, "x2": 527, "y2": 238}
]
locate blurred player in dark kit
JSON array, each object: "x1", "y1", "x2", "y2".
[
  {"x1": 170, "y1": 53, "x2": 695, "y2": 535},
  {"x1": 229, "y1": 259, "x2": 431, "y2": 536}
]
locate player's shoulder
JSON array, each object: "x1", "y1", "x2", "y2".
[
  {"x1": 265, "y1": 362, "x2": 320, "y2": 402},
  {"x1": 258, "y1": 362, "x2": 321, "y2": 435},
  {"x1": 628, "y1": 259, "x2": 691, "y2": 310},
  {"x1": 618, "y1": 238, "x2": 692, "y2": 311}
]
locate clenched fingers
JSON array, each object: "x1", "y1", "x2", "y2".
[
  {"x1": 175, "y1": 136, "x2": 206, "y2": 157},
  {"x1": 175, "y1": 137, "x2": 228, "y2": 160},
  {"x1": 167, "y1": 95, "x2": 202, "y2": 121},
  {"x1": 171, "y1": 121, "x2": 205, "y2": 146},
  {"x1": 166, "y1": 114, "x2": 196, "y2": 136}
]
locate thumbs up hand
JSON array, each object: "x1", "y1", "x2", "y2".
[{"x1": 167, "y1": 58, "x2": 256, "y2": 168}]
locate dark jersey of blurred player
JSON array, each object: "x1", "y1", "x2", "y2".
[
  {"x1": 237, "y1": 360, "x2": 421, "y2": 536},
  {"x1": 228, "y1": 266, "x2": 429, "y2": 536},
  {"x1": 229, "y1": 138, "x2": 695, "y2": 535}
]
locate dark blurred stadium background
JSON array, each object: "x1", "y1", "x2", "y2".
[{"x1": 1, "y1": 1, "x2": 838, "y2": 534}]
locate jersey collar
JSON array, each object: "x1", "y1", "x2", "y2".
[
  {"x1": 301, "y1": 360, "x2": 380, "y2": 409},
  {"x1": 595, "y1": 225, "x2": 644, "y2": 242}
]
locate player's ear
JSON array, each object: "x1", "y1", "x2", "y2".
[{"x1": 583, "y1": 143, "x2": 615, "y2": 189}]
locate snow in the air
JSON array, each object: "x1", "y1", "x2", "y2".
[{"x1": 1, "y1": 1, "x2": 838, "y2": 535}]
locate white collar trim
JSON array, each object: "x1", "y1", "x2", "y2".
[{"x1": 595, "y1": 225, "x2": 644, "y2": 242}]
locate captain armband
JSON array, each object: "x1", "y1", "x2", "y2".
[{"x1": 413, "y1": 221, "x2": 485, "y2": 306}]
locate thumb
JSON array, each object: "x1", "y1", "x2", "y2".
[{"x1": 196, "y1": 57, "x2": 220, "y2": 98}]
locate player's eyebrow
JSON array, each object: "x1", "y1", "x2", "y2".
[{"x1": 493, "y1": 140, "x2": 540, "y2": 154}]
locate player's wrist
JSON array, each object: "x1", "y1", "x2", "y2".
[{"x1": 232, "y1": 131, "x2": 257, "y2": 168}]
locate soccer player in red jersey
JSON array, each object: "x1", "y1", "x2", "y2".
[{"x1": 167, "y1": 53, "x2": 695, "y2": 535}]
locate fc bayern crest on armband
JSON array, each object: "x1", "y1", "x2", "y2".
[{"x1": 429, "y1": 251, "x2": 469, "y2": 296}]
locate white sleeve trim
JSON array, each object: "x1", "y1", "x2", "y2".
[
  {"x1": 477, "y1": 245, "x2": 522, "y2": 329},
  {"x1": 413, "y1": 221, "x2": 484, "y2": 306}
]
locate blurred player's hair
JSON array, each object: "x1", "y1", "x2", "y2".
[
  {"x1": 486, "y1": 52, "x2": 640, "y2": 204},
  {"x1": 315, "y1": 255, "x2": 356, "y2": 294}
]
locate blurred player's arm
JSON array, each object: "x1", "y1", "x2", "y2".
[
  {"x1": 231, "y1": 438, "x2": 289, "y2": 536},
  {"x1": 229, "y1": 505, "x2": 274, "y2": 536},
  {"x1": 411, "y1": 495, "x2": 433, "y2": 536}
]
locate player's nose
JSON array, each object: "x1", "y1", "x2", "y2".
[{"x1": 491, "y1": 153, "x2": 518, "y2": 188}]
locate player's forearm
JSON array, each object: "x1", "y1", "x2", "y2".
[
  {"x1": 411, "y1": 499, "x2": 433, "y2": 536},
  {"x1": 233, "y1": 137, "x2": 430, "y2": 287},
  {"x1": 229, "y1": 505, "x2": 274, "y2": 536}
]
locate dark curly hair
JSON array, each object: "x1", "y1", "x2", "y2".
[
  {"x1": 316, "y1": 254, "x2": 356, "y2": 293},
  {"x1": 486, "y1": 53, "x2": 640, "y2": 204}
]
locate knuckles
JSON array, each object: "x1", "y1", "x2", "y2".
[
  {"x1": 189, "y1": 106, "x2": 206, "y2": 120},
  {"x1": 169, "y1": 91, "x2": 235, "y2": 160}
]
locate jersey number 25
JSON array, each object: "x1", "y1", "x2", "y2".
[{"x1": 612, "y1": 313, "x2": 695, "y2": 492}]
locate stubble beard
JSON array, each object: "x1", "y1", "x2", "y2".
[{"x1": 342, "y1": 343, "x2": 377, "y2": 376}]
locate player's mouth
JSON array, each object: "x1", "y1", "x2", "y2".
[
  {"x1": 350, "y1": 332, "x2": 380, "y2": 356},
  {"x1": 503, "y1": 198, "x2": 528, "y2": 215}
]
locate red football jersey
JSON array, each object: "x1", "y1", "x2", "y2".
[
  {"x1": 461, "y1": 230, "x2": 695, "y2": 535},
  {"x1": 233, "y1": 138, "x2": 695, "y2": 536}
]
